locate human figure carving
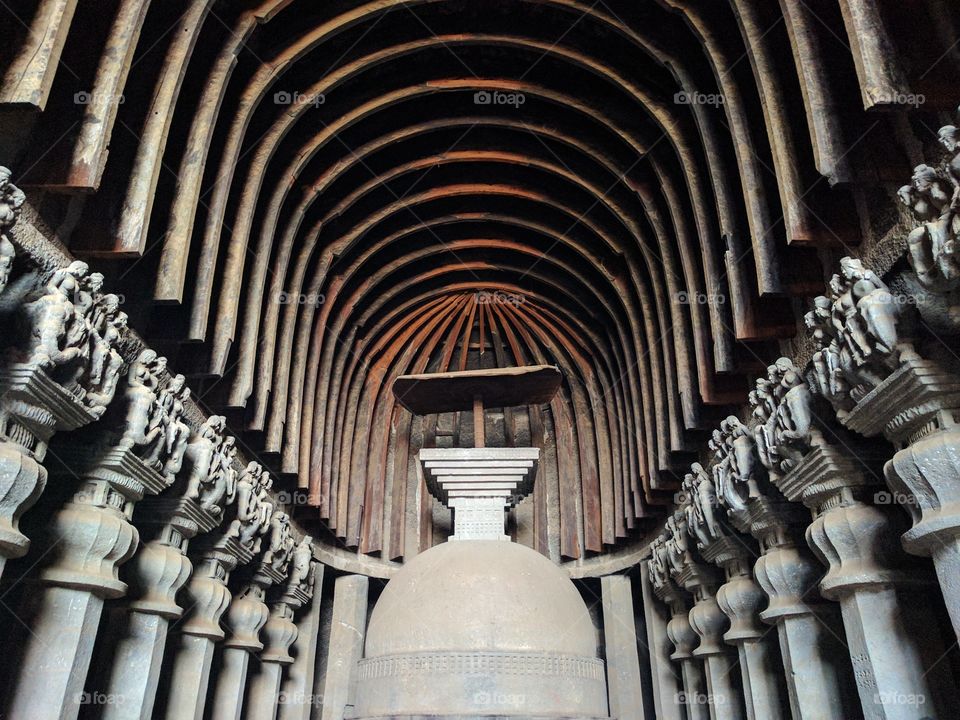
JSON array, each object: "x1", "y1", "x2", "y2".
[
  {"x1": 228, "y1": 462, "x2": 273, "y2": 552},
  {"x1": 116, "y1": 350, "x2": 165, "y2": 461},
  {"x1": 183, "y1": 415, "x2": 231, "y2": 514},
  {"x1": 683, "y1": 464, "x2": 722, "y2": 550},
  {"x1": 898, "y1": 109, "x2": 960, "y2": 322},
  {"x1": 289, "y1": 535, "x2": 314, "y2": 592},
  {"x1": 22, "y1": 262, "x2": 90, "y2": 377},
  {"x1": 263, "y1": 511, "x2": 295, "y2": 572},
  {"x1": 0, "y1": 166, "x2": 26, "y2": 297}
]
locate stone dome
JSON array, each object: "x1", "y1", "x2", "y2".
[
  {"x1": 353, "y1": 540, "x2": 609, "y2": 719},
  {"x1": 365, "y1": 539, "x2": 597, "y2": 657}
]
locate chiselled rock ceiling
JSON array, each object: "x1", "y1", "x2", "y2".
[{"x1": 2, "y1": 0, "x2": 958, "y2": 568}]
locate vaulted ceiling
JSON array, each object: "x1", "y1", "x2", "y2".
[{"x1": 2, "y1": 0, "x2": 957, "y2": 568}]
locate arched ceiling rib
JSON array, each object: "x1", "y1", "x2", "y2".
[{"x1": 2, "y1": 0, "x2": 956, "y2": 566}]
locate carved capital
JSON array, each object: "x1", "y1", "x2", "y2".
[
  {"x1": 224, "y1": 582, "x2": 270, "y2": 651},
  {"x1": 885, "y1": 426, "x2": 960, "y2": 555},
  {"x1": 222, "y1": 461, "x2": 275, "y2": 555},
  {"x1": 806, "y1": 500, "x2": 921, "y2": 600},
  {"x1": 178, "y1": 555, "x2": 234, "y2": 640},
  {"x1": 806, "y1": 257, "x2": 920, "y2": 415},
  {"x1": 0, "y1": 167, "x2": 23, "y2": 295},
  {"x1": 0, "y1": 441, "x2": 45, "y2": 561},
  {"x1": 666, "y1": 604, "x2": 698, "y2": 661},
  {"x1": 260, "y1": 601, "x2": 299, "y2": 664},
  {"x1": 36, "y1": 481, "x2": 139, "y2": 598},
  {"x1": 687, "y1": 593, "x2": 729, "y2": 657},
  {"x1": 5, "y1": 260, "x2": 128, "y2": 423},
  {"x1": 753, "y1": 545, "x2": 825, "y2": 623},
  {"x1": 124, "y1": 536, "x2": 193, "y2": 617},
  {"x1": 715, "y1": 574, "x2": 767, "y2": 643}
]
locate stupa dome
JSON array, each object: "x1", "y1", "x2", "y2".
[{"x1": 352, "y1": 540, "x2": 609, "y2": 718}]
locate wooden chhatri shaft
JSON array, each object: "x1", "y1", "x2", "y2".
[{"x1": 473, "y1": 394, "x2": 485, "y2": 448}]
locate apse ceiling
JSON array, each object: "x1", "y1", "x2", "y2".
[{"x1": 3, "y1": 0, "x2": 958, "y2": 567}]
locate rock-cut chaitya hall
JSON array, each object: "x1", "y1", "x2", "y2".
[{"x1": 2, "y1": 0, "x2": 960, "y2": 719}]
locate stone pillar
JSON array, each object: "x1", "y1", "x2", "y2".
[
  {"x1": 666, "y1": 596, "x2": 710, "y2": 720},
  {"x1": 245, "y1": 602, "x2": 299, "y2": 720},
  {"x1": 3, "y1": 447, "x2": 167, "y2": 720},
  {"x1": 705, "y1": 414, "x2": 861, "y2": 720},
  {"x1": 681, "y1": 465, "x2": 789, "y2": 720},
  {"x1": 639, "y1": 562, "x2": 684, "y2": 720},
  {"x1": 765, "y1": 432, "x2": 960, "y2": 720},
  {"x1": 649, "y1": 537, "x2": 710, "y2": 720},
  {"x1": 278, "y1": 562, "x2": 326, "y2": 720},
  {"x1": 712, "y1": 555, "x2": 788, "y2": 720},
  {"x1": 886, "y1": 424, "x2": 960, "y2": 641},
  {"x1": 0, "y1": 170, "x2": 43, "y2": 582},
  {"x1": 97, "y1": 497, "x2": 219, "y2": 720},
  {"x1": 600, "y1": 575, "x2": 648, "y2": 720},
  {"x1": 210, "y1": 512, "x2": 296, "y2": 720},
  {"x1": 246, "y1": 538, "x2": 317, "y2": 720},
  {"x1": 96, "y1": 412, "x2": 230, "y2": 720},
  {"x1": 808, "y1": 496, "x2": 960, "y2": 718},
  {"x1": 753, "y1": 542, "x2": 861, "y2": 720},
  {"x1": 157, "y1": 548, "x2": 241, "y2": 720},
  {"x1": 0, "y1": 365, "x2": 85, "y2": 580},
  {"x1": 320, "y1": 575, "x2": 369, "y2": 720},
  {"x1": 804, "y1": 249, "x2": 960, "y2": 647},
  {"x1": 155, "y1": 460, "x2": 278, "y2": 720},
  {"x1": 681, "y1": 570, "x2": 746, "y2": 720}
]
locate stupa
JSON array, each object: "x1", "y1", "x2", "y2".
[{"x1": 351, "y1": 366, "x2": 610, "y2": 719}]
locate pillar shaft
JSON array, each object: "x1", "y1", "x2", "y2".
[
  {"x1": 600, "y1": 575, "x2": 649, "y2": 720},
  {"x1": 736, "y1": 638, "x2": 787, "y2": 720},
  {"x1": 638, "y1": 564, "x2": 684, "y2": 720},
  {"x1": 702, "y1": 653, "x2": 744, "y2": 720},
  {"x1": 755, "y1": 546, "x2": 861, "y2": 720},
  {"x1": 160, "y1": 634, "x2": 217, "y2": 720},
  {"x1": 245, "y1": 662, "x2": 285, "y2": 720},
  {"x1": 839, "y1": 587, "x2": 957, "y2": 719},
  {"x1": 211, "y1": 647, "x2": 253, "y2": 720},
  {"x1": 277, "y1": 564, "x2": 325, "y2": 720},
  {"x1": 808, "y1": 499, "x2": 960, "y2": 719},
  {"x1": 320, "y1": 575, "x2": 369, "y2": 720},
  {"x1": 775, "y1": 610, "x2": 859, "y2": 720},
  {"x1": 7, "y1": 587, "x2": 106, "y2": 720},
  {"x1": 99, "y1": 611, "x2": 170, "y2": 720},
  {"x1": 679, "y1": 658, "x2": 711, "y2": 720}
]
